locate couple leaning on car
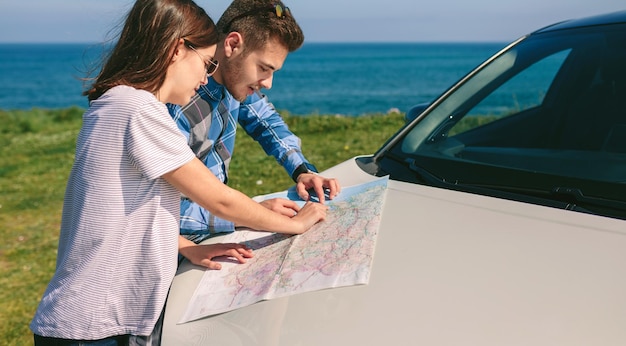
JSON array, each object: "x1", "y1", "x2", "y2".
[{"x1": 30, "y1": 0, "x2": 339, "y2": 344}]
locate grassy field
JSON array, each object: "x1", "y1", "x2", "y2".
[{"x1": 0, "y1": 107, "x2": 405, "y2": 345}]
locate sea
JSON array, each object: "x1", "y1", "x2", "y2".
[{"x1": 0, "y1": 42, "x2": 506, "y2": 116}]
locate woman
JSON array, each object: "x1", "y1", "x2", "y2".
[{"x1": 30, "y1": 0, "x2": 327, "y2": 344}]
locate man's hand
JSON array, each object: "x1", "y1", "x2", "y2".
[
  {"x1": 296, "y1": 173, "x2": 341, "y2": 204},
  {"x1": 179, "y1": 236, "x2": 253, "y2": 270}
]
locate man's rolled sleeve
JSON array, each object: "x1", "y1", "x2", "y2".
[{"x1": 239, "y1": 92, "x2": 311, "y2": 178}]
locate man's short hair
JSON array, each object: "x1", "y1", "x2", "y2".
[{"x1": 217, "y1": 0, "x2": 304, "y2": 53}]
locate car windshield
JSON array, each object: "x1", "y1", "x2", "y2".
[{"x1": 373, "y1": 22, "x2": 626, "y2": 219}]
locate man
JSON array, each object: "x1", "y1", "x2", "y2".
[{"x1": 168, "y1": 0, "x2": 340, "y2": 245}]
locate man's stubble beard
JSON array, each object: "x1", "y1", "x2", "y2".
[{"x1": 221, "y1": 53, "x2": 248, "y2": 102}]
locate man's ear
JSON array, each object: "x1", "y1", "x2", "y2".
[{"x1": 223, "y1": 32, "x2": 244, "y2": 58}]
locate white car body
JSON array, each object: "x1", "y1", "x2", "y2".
[{"x1": 162, "y1": 157, "x2": 626, "y2": 345}]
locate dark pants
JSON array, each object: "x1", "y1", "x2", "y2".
[
  {"x1": 34, "y1": 309, "x2": 164, "y2": 346},
  {"x1": 33, "y1": 334, "x2": 129, "y2": 346}
]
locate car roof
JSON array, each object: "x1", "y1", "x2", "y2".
[{"x1": 534, "y1": 10, "x2": 626, "y2": 34}]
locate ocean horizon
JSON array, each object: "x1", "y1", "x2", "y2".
[{"x1": 0, "y1": 42, "x2": 506, "y2": 116}]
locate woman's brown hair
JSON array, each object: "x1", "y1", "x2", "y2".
[{"x1": 85, "y1": 0, "x2": 218, "y2": 101}]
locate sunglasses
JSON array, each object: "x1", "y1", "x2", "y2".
[
  {"x1": 222, "y1": 3, "x2": 290, "y2": 33},
  {"x1": 183, "y1": 39, "x2": 219, "y2": 76}
]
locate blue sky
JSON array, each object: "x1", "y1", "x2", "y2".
[{"x1": 1, "y1": 0, "x2": 624, "y2": 43}]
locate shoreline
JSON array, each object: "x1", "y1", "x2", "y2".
[{"x1": 0, "y1": 106, "x2": 406, "y2": 117}]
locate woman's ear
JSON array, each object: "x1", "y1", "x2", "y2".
[
  {"x1": 172, "y1": 38, "x2": 186, "y2": 61},
  {"x1": 224, "y1": 32, "x2": 244, "y2": 58}
]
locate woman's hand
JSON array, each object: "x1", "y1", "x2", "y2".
[
  {"x1": 290, "y1": 201, "x2": 328, "y2": 234},
  {"x1": 179, "y1": 237, "x2": 253, "y2": 270},
  {"x1": 259, "y1": 198, "x2": 301, "y2": 217}
]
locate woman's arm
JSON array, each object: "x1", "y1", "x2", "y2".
[{"x1": 163, "y1": 157, "x2": 327, "y2": 235}]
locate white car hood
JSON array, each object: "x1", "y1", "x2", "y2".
[{"x1": 162, "y1": 157, "x2": 626, "y2": 345}]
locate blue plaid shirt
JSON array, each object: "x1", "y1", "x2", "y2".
[{"x1": 167, "y1": 77, "x2": 314, "y2": 239}]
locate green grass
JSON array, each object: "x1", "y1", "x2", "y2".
[{"x1": 0, "y1": 107, "x2": 404, "y2": 344}]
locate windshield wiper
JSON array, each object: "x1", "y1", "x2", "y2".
[
  {"x1": 394, "y1": 155, "x2": 626, "y2": 219},
  {"x1": 382, "y1": 153, "x2": 451, "y2": 188},
  {"x1": 550, "y1": 186, "x2": 626, "y2": 215}
]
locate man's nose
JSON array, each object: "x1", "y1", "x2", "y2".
[{"x1": 259, "y1": 74, "x2": 274, "y2": 90}]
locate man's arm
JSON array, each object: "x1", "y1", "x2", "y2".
[
  {"x1": 238, "y1": 91, "x2": 341, "y2": 202},
  {"x1": 238, "y1": 92, "x2": 309, "y2": 174}
]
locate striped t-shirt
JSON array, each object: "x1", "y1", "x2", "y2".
[{"x1": 30, "y1": 85, "x2": 196, "y2": 339}]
